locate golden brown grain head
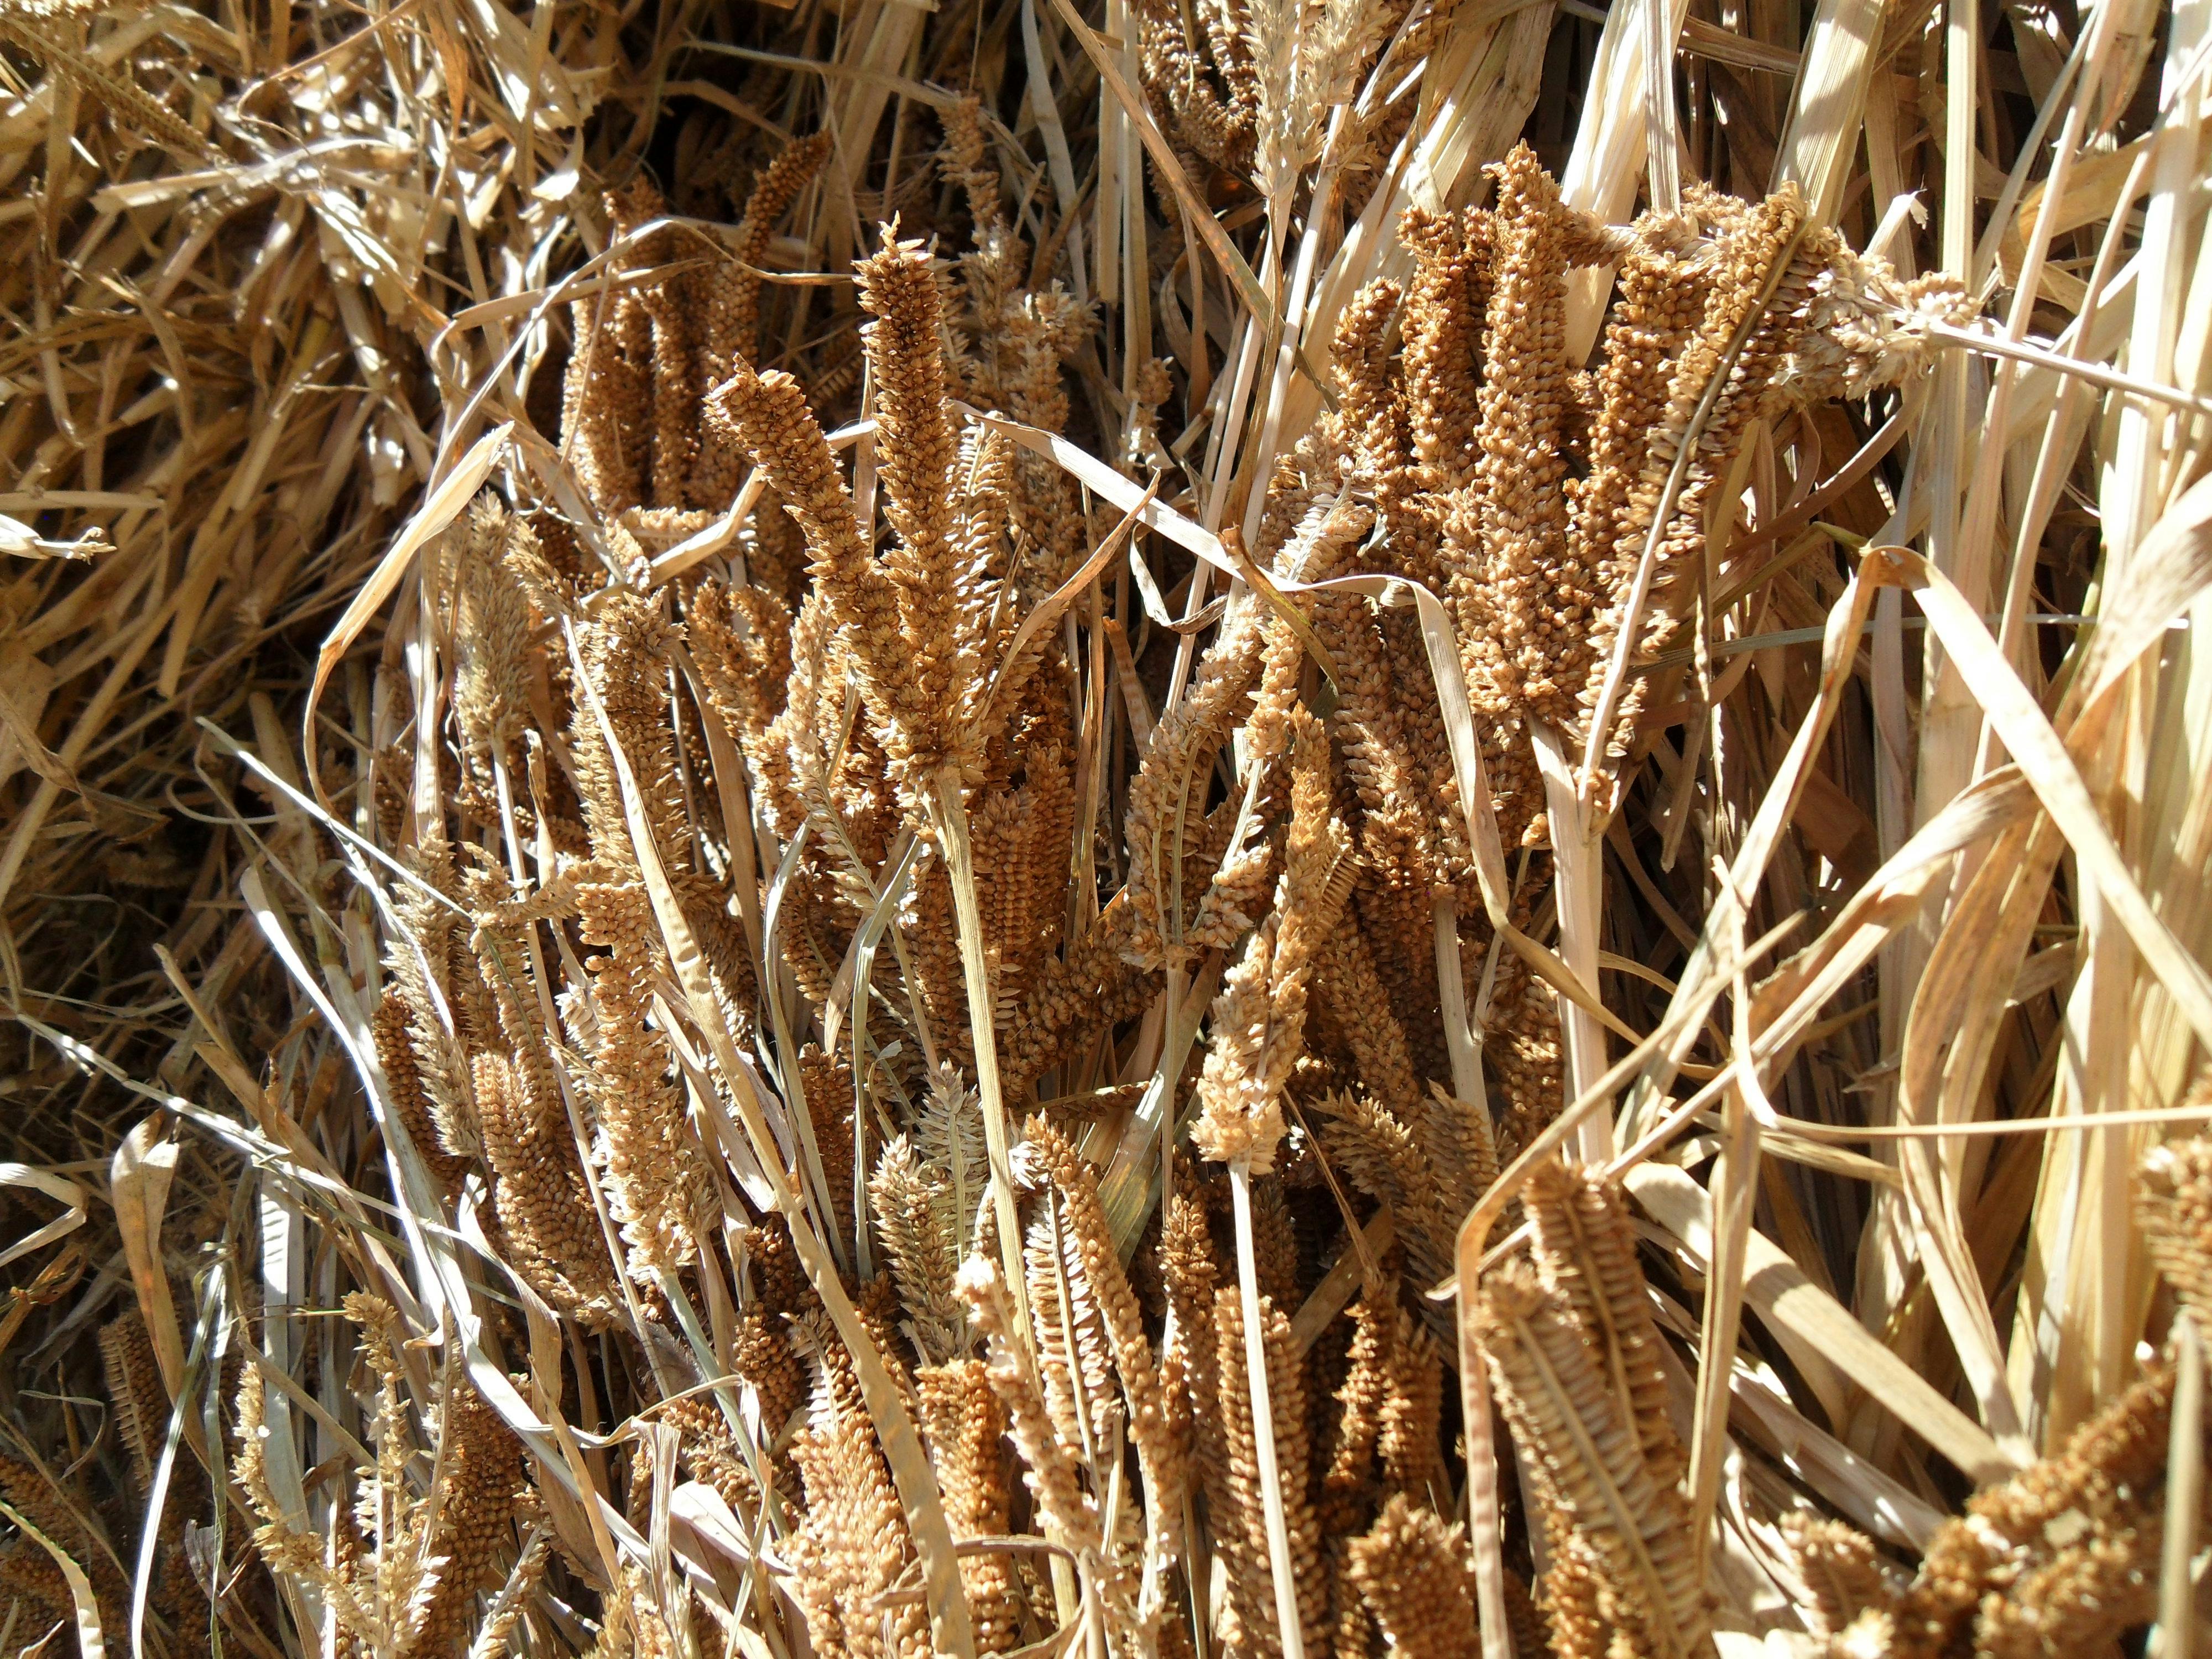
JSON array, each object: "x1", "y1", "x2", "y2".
[
  {"x1": 1345, "y1": 1493, "x2": 1480, "y2": 1659},
  {"x1": 2137, "y1": 1126, "x2": 2212, "y2": 1319}
]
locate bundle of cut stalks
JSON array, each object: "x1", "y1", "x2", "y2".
[{"x1": 6, "y1": 0, "x2": 2212, "y2": 1656}]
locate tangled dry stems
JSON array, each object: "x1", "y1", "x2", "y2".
[{"x1": 2, "y1": 0, "x2": 2208, "y2": 1657}]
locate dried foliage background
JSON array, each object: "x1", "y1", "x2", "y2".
[{"x1": 3, "y1": 0, "x2": 2211, "y2": 1652}]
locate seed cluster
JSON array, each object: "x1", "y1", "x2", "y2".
[{"x1": 217, "y1": 114, "x2": 2181, "y2": 1659}]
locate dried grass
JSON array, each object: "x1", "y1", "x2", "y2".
[{"x1": 3, "y1": 0, "x2": 2211, "y2": 1656}]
